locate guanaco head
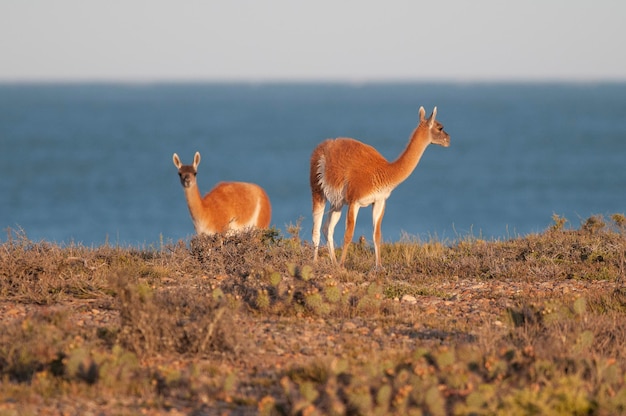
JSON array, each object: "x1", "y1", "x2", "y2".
[
  {"x1": 172, "y1": 151, "x2": 201, "y2": 188},
  {"x1": 419, "y1": 106, "x2": 450, "y2": 148}
]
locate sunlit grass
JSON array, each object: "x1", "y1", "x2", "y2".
[{"x1": 1, "y1": 214, "x2": 626, "y2": 413}]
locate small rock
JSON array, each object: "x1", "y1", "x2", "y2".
[
  {"x1": 401, "y1": 294, "x2": 417, "y2": 304},
  {"x1": 300, "y1": 347, "x2": 315, "y2": 356},
  {"x1": 342, "y1": 321, "x2": 357, "y2": 331}
]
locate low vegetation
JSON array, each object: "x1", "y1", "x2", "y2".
[{"x1": 1, "y1": 214, "x2": 626, "y2": 415}]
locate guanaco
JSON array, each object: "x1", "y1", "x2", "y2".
[
  {"x1": 173, "y1": 152, "x2": 271, "y2": 234},
  {"x1": 310, "y1": 106, "x2": 450, "y2": 268}
]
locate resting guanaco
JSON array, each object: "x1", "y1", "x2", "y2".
[{"x1": 173, "y1": 152, "x2": 271, "y2": 234}]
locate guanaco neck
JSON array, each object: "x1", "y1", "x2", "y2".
[
  {"x1": 387, "y1": 124, "x2": 431, "y2": 184},
  {"x1": 183, "y1": 181, "x2": 211, "y2": 230}
]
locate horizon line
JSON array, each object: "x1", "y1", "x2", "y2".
[{"x1": 2, "y1": 76, "x2": 626, "y2": 86}]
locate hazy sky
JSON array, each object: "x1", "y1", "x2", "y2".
[{"x1": 1, "y1": 0, "x2": 625, "y2": 82}]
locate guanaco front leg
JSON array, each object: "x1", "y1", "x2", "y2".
[{"x1": 372, "y1": 200, "x2": 386, "y2": 269}]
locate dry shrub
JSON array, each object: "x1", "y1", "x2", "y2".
[
  {"x1": 0, "y1": 306, "x2": 132, "y2": 387},
  {"x1": 113, "y1": 273, "x2": 243, "y2": 357},
  {"x1": 0, "y1": 311, "x2": 66, "y2": 382},
  {"x1": 188, "y1": 227, "x2": 307, "y2": 276},
  {"x1": 0, "y1": 235, "x2": 98, "y2": 304},
  {"x1": 187, "y1": 228, "x2": 340, "y2": 315},
  {"x1": 0, "y1": 230, "x2": 65, "y2": 303},
  {"x1": 0, "y1": 229, "x2": 148, "y2": 304},
  {"x1": 368, "y1": 215, "x2": 626, "y2": 283},
  {"x1": 425, "y1": 214, "x2": 626, "y2": 283}
]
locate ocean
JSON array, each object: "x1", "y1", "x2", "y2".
[{"x1": 1, "y1": 83, "x2": 625, "y2": 247}]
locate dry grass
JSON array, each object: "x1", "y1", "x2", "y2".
[{"x1": 1, "y1": 214, "x2": 626, "y2": 414}]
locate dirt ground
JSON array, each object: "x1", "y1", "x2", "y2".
[{"x1": 0, "y1": 273, "x2": 618, "y2": 415}]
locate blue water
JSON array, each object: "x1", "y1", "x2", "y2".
[{"x1": 1, "y1": 83, "x2": 625, "y2": 246}]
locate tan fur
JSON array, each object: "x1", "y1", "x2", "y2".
[
  {"x1": 173, "y1": 152, "x2": 271, "y2": 235},
  {"x1": 310, "y1": 106, "x2": 450, "y2": 268}
]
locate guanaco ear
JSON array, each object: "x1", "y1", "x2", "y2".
[
  {"x1": 419, "y1": 106, "x2": 426, "y2": 122},
  {"x1": 173, "y1": 153, "x2": 182, "y2": 169},
  {"x1": 428, "y1": 106, "x2": 438, "y2": 127},
  {"x1": 193, "y1": 152, "x2": 201, "y2": 169}
]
